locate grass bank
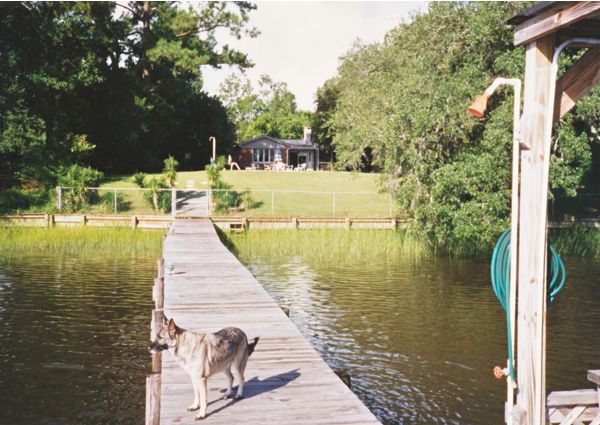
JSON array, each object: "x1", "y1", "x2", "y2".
[
  {"x1": 102, "y1": 170, "x2": 382, "y2": 192},
  {"x1": 226, "y1": 229, "x2": 430, "y2": 265},
  {"x1": 98, "y1": 170, "x2": 394, "y2": 217},
  {"x1": 0, "y1": 227, "x2": 164, "y2": 256}
]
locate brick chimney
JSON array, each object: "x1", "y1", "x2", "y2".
[{"x1": 303, "y1": 127, "x2": 312, "y2": 144}]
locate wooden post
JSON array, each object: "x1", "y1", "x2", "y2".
[
  {"x1": 210, "y1": 136, "x2": 216, "y2": 162},
  {"x1": 57, "y1": 186, "x2": 62, "y2": 211},
  {"x1": 157, "y1": 258, "x2": 164, "y2": 279},
  {"x1": 150, "y1": 309, "x2": 164, "y2": 373},
  {"x1": 515, "y1": 34, "x2": 555, "y2": 425},
  {"x1": 332, "y1": 192, "x2": 336, "y2": 217},
  {"x1": 131, "y1": 215, "x2": 138, "y2": 229},
  {"x1": 82, "y1": 215, "x2": 87, "y2": 226},
  {"x1": 153, "y1": 277, "x2": 164, "y2": 309},
  {"x1": 145, "y1": 373, "x2": 161, "y2": 425},
  {"x1": 171, "y1": 189, "x2": 176, "y2": 216},
  {"x1": 208, "y1": 189, "x2": 212, "y2": 216}
]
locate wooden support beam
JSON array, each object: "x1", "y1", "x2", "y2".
[
  {"x1": 150, "y1": 309, "x2": 164, "y2": 373},
  {"x1": 554, "y1": 48, "x2": 600, "y2": 123},
  {"x1": 547, "y1": 389, "x2": 599, "y2": 407},
  {"x1": 514, "y1": 2, "x2": 600, "y2": 46},
  {"x1": 515, "y1": 35, "x2": 555, "y2": 425},
  {"x1": 153, "y1": 277, "x2": 164, "y2": 309},
  {"x1": 157, "y1": 258, "x2": 164, "y2": 279},
  {"x1": 145, "y1": 373, "x2": 161, "y2": 425}
]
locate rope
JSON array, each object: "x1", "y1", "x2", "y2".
[{"x1": 490, "y1": 229, "x2": 566, "y2": 382}]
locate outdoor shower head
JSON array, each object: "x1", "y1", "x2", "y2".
[
  {"x1": 468, "y1": 78, "x2": 521, "y2": 120},
  {"x1": 467, "y1": 93, "x2": 490, "y2": 118}
]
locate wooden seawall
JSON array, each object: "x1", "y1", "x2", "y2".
[{"x1": 148, "y1": 219, "x2": 379, "y2": 424}]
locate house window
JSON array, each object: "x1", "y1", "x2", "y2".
[{"x1": 252, "y1": 148, "x2": 275, "y2": 163}]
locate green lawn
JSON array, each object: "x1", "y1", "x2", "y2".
[
  {"x1": 94, "y1": 170, "x2": 396, "y2": 217},
  {"x1": 102, "y1": 170, "x2": 382, "y2": 191}
]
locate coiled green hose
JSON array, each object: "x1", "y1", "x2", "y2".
[{"x1": 490, "y1": 229, "x2": 566, "y2": 381}]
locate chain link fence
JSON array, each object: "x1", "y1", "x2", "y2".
[{"x1": 56, "y1": 187, "x2": 398, "y2": 217}]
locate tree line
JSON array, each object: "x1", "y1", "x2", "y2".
[
  {"x1": 0, "y1": 1, "x2": 258, "y2": 189},
  {"x1": 312, "y1": 2, "x2": 600, "y2": 250}
]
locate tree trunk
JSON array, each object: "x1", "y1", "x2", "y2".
[{"x1": 141, "y1": 0, "x2": 151, "y2": 79}]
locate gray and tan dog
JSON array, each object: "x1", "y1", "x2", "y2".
[{"x1": 148, "y1": 317, "x2": 259, "y2": 420}]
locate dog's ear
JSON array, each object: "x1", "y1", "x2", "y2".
[{"x1": 168, "y1": 318, "x2": 177, "y2": 338}]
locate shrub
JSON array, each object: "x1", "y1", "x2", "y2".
[
  {"x1": 132, "y1": 172, "x2": 147, "y2": 188},
  {"x1": 56, "y1": 165, "x2": 103, "y2": 211},
  {"x1": 0, "y1": 188, "x2": 31, "y2": 212},
  {"x1": 162, "y1": 156, "x2": 179, "y2": 188},
  {"x1": 204, "y1": 156, "x2": 256, "y2": 213}
]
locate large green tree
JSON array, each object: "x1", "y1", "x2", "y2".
[
  {"x1": 319, "y1": 2, "x2": 598, "y2": 251},
  {"x1": 0, "y1": 1, "x2": 258, "y2": 189},
  {"x1": 312, "y1": 77, "x2": 340, "y2": 162},
  {"x1": 0, "y1": 2, "x2": 109, "y2": 185},
  {"x1": 88, "y1": 1, "x2": 257, "y2": 172},
  {"x1": 219, "y1": 74, "x2": 311, "y2": 141}
]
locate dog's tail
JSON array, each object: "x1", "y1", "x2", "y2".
[{"x1": 247, "y1": 336, "x2": 259, "y2": 356}]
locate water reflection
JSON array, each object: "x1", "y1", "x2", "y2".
[
  {"x1": 0, "y1": 253, "x2": 155, "y2": 425},
  {"x1": 0, "y1": 246, "x2": 597, "y2": 425},
  {"x1": 242, "y1": 254, "x2": 600, "y2": 425}
]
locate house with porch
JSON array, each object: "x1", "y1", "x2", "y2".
[{"x1": 238, "y1": 128, "x2": 319, "y2": 170}]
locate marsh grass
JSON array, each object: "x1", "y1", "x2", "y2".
[
  {"x1": 550, "y1": 227, "x2": 600, "y2": 259},
  {"x1": 226, "y1": 229, "x2": 430, "y2": 266},
  {"x1": 0, "y1": 227, "x2": 163, "y2": 256}
]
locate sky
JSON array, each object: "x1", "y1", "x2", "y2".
[{"x1": 201, "y1": 1, "x2": 427, "y2": 111}]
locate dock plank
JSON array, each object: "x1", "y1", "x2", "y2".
[{"x1": 157, "y1": 219, "x2": 379, "y2": 424}]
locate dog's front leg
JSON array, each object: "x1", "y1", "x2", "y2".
[
  {"x1": 187, "y1": 377, "x2": 200, "y2": 412},
  {"x1": 195, "y1": 377, "x2": 207, "y2": 420}
]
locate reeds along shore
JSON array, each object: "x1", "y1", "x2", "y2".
[
  {"x1": 0, "y1": 226, "x2": 597, "y2": 260},
  {"x1": 226, "y1": 229, "x2": 430, "y2": 264},
  {"x1": 0, "y1": 227, "x2": 163, "y2": 256},
  {"x1": 550, "y1": 227, "x2": 600, "y2": 259}
]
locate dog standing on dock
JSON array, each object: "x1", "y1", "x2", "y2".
[{"x1": 148, "y1": 317, "x2": 259, "y2": 420}]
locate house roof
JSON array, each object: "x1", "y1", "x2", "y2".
[
  {"x1": 240, "y1": 135, "x2": 317, "y2": 149},
  {"x1": 279, "y1": 139, "x2": 315, "y2": 148},
  {"x1": 508, "y1": 1, "x2": 600, "y2": 46},
  {"x1": 506, "y1": 2, "x2": 557, "y2": 25}
]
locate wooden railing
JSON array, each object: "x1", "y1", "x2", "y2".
[{"x1": 546, "y1": 370, "x2": 600, "y2": 425}]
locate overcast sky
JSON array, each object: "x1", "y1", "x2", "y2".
[{"x1": 201, "y1": 1, "x2": 427, "y2": 111}]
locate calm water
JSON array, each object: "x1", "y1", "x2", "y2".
[
  {"x1": 238, "y1": 254, "x2": 600, "y2": 425},
  {"x1": 0, "y1": 252, "x2": 155, "y2": 425},
  {"x1": 0, "y1": 248, "x2": 598, "y2": 424}
]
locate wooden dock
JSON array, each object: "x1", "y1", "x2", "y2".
[{"x1": 149, "y1": 219, "x2": 380, "y2": 424}]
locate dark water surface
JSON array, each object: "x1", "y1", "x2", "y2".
[
  {"x1": 0, "y1": 252, "x2": 155, "y2": 425},
  {"x1": 0, "y1": 249, "x2": 598, "y2": 424},
  {"x1": 239, "y1": 255, "x2": 600, "y2": 425}
]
